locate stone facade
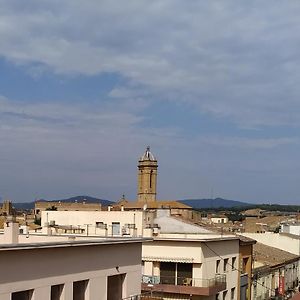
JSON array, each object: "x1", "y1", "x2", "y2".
[
  {"x1": 0, "y1": 200, "x2": 13, "y2": 216},
  {"x1": 137, "y1": 147, "x2": 158, "y2": 203}
]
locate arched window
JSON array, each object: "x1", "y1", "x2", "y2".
[{"x1": 150, "y1": 170, "x2": 153, "y2": 189}]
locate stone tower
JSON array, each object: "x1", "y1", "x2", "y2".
[
  {"x1": 137, "y1": 146, "x2": 158, "y2": 203},
  {"x1": 2, "y1": 200, "x2": 12, "y2": 216}
]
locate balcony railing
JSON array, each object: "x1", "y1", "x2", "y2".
[
  {"x1": 142, "y1": 274, "x2": 226, "y2": 288},
  {"x1": 141, "y1": 274, "x2": 226, "y2": 296},
  {"x1": 122, "y1": 292, "x2": 162, "y2": 300}
]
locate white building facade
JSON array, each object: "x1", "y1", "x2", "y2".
[
  {"x1": 0, "y1": 219, "x2": 147, "y2": 300},
  {"x1": 142, "y1": 234, "x2": 240, "y2": 300},
  {"x1": 41, "y1": 210, "x2": 144, "y2": 237}
]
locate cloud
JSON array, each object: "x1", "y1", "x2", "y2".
[
  {"x1": 1, "y1": 1, "x2": 300, "y2": 127},
  {"x1": 0, "y1": 95, "x2": 300, "y2": 203},
  {"x1": 197, "y1": 136, "x2": 299, "y2": 150},
  {"x1": 1, "y1": 2, "x2": 300, "y2": 203},
  {"x1": 0, "y1": 95, "x2": 185, "y2": 201}
]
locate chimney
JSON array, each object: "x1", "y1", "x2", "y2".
[{"x1": 4, "y1": 216, "x2": 19, "y2": 244}]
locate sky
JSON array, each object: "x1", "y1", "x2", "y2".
[{"x1": 0, "y1": 1, "x2": 300, "y2": 204}]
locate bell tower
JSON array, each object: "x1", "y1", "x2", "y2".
[{"x1": 137, "y1": 146, "x2": 158, "y2": 203}]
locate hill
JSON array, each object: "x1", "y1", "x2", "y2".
[
  {"x1": 179, "y1": 198, "x2": 251, "y2": 209},
  {"x1": 6, "y1": 195, "x2": 115, "y2": 210}
]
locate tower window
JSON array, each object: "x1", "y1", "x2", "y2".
[{"x1": 150, "y1": 170, "x2": 153, "y2": 188}]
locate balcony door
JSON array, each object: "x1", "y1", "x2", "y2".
[
  {"x1": 177, "y1": 263, "x2": 193, "y2": 285},
  {"x1": 160, "y1": 262, "x2": 176, "y2": 285},
  {"x1": 160, "y1": 262, "x2": 192, "y2": 285},
  {"x1": 107, "y1": 274, "x2": 125, "y2": 300}
]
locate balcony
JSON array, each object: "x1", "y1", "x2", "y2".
[
  {"x1": 122, "y1": 292, "x2": 162, "y2": 300},
  {"x1": 141, "y1": 274, "x2": 226, "y2": 296}
]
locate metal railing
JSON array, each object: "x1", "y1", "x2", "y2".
[
  {"x1": 122, "y1": 292, "x2": 162, "y2": 300},
  {"x1": 142, "y1": 274, "x2": 226, "y2": 288}
]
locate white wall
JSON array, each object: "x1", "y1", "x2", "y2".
[
  {"x1": 281, "y1": 224, "x2": 300, "y2": 236},
  {"x1": 0, "y1": 241, "x2": 143, "y2": 300},
  {"x1": 41, "y1": 211, "x2": 144, "y2": 237},
  {"x1": 240, "y1": 233, "x2": 300, "y2": 255},
  {"x1": 210, "y1": 217, "x2": 228, "y2": 224},
  {"x1": 142, "y1": 237, "x2": 239, "y2": 299}
]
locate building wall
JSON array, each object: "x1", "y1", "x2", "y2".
[
  {"x1": 241, "y1": 233, "x2": 300, "y2": 255},
  {"x1": 137, "y1": 160, "x2": 158, "y2": 203},
  {"x1": 41, "y1": 210, "x2": 144, "y2": 237},
  {"x1": 0, "y1": 200, "x2": 13, "y2": 216},
  {"x1": 142, "y1": 238, "x2": 240, "y2": 300},
  {"x1": 0, "y1": 241, "x2": 142, "y2": 300},
  {"x1": 281, "y1": 224, "x2": 300, "y2": 236},
  {"x1": 243, "y1": 218, "x2": 268, "y2": 233},
  {"x1": 238, "y1": 243, "x2": 253, "y2": 300},
  {"x1": 210, "y1": 217, "x2": 229, "y2": 224},
  {"x1": 252, "y1": 259, "x2": 300, "y2": 300}
]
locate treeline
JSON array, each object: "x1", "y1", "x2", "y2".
[
  {"x1": 196, "y1": 203, "x2": 300, "y2": 223},
  {"x1": 196, "y1": 203, "x2": 300, "y2": 213}
]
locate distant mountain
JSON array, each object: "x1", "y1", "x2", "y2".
[
  {"x1": 39, "y1": 195, "x2": 115, "y2": 207},
  {"x1": 179, "y1": 198, "x2": 251, "y2": 209},
  {"x1": 6, "y1": 195, "x2": 115, "y2": 210}
]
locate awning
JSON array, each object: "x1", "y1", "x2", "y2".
[{"x1": 142, "y1": 256, "x2": 194, "y2": 263}]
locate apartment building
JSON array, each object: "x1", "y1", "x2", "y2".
[
  {"x1": 0, "y1": 217, "x2": 147, "y2": 300},
  {"x1": 41, "y1": 210, "x2": 145, "y2": 237},
  {"x1": 238, "y1": 236, "x2": 256, "y2": 300},
  {"x1": 252, "y1": 243, "x2": 300, "y2": 300},
  {"x1": 142, "y1": 233, "x2": 239, "y2": 300},
  {"x1": 34, "y1": 148, "x2": 255, "y2": 300},
  {"x1": 39, "y1": 209, "x2": 249, "y2": 300}
]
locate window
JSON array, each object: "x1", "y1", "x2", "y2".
[
  {"x1": 51, "y1": 284, "x2": 64, "y2": 300},
  {"x1": 216, "y1": 259, "x2": 221, "y2": 273},
  {"x1": 73, "y1": 280, "x2": 88, "y2": 300},
  {"x1": 96, "y1": 222, "x2": 107, "y2": 229},
  {"x1": 223, "y1": 290, "x2": 227, "y2": 300},
  {"x1": 231, "y1": 287, "x2": 235, "y2": 300},
  {"x1": 112, "y1": 222, "x2": 120, "y2": 236},
  {"x1": 160, "y1": 262, "x2": 176, "y2": 285},
  {"x1": 242, "y1": 257, "x2": 249, "y2": 273},
  {"x1": 150, "y1": 170, "x2": 153, "y2": 188},
  {"x1": 224, "y1": 258, "x2": 229, "y2": 272},
  {"x1": 107, "y1": 274, "x2": 125, "y2": 300},
  {"x1": 12, "y1": 290, "x2": 33, "y2": 300},
  {"x1": 177, "y1": 263, "x2": 193, "y2": 285},
  {"x1": 232, "y1": 257, "x2": 236, "y2": 270},
  {"x1": 216, "y1": 293, "x2": 220, "y2": 300},
  {"x1": 141, "y1": 261, "x2": 145, "y2": 274}
]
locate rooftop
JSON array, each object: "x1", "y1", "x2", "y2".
[
  {"x1": 0, "y1": 233, "x2": 151, "y2": 250},
  {"x1": 253, "y1": 242, "x2": 299, "y2": 267},
  {"x1": 139, "y1": 146, "x2": 156, "y2": 161},
  {"x1": 153, "y1": 233, "x2": 239, "y2": 243},
  {"x1": 114, "y1": 200, "x2": 191, "y2": 209}
]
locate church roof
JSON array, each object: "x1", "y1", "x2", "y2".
[
  {"x1": 140, "y1": 146, "x2": 156, "y2": 161},
  {"x1": 113, "y1": 200, "x2": 191, "y2": 210}
]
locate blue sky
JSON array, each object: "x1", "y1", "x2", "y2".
[{"x1": 0, "y1": 1, "x2": 300, "y2": 204}]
